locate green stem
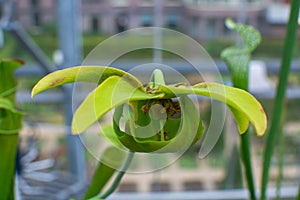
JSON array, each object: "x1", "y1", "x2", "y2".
[
  {"x1": 238, "y1": 96, "x2": 256, "y2": 199},
  {"x1": 0, "y1": 60, "x2": 22, "y2": 200},
  {"x1": 83, "y1": 147, "x2": 127, "y2": 199},
  {"x1": 275, "y1": 126, "x2": 284, "y2": 200},
  {"x1": 260, "y1": 1, "x2": 300, "y2": 199},
  {"x1": 297, "y1": 183, "x2": 300, "y2": 200},
  {"x1": 240, "y1": 131, "x2": 256, "y2": 200},
  {"x1": 275, "y1": 110, "x2": 285, "y2": 200},
  {"x1": 232, "y1": 62, "x2": 256, "y2": 200},
  {"x1": 90, "y1": 151, "x2": 134, "y2": 200}
]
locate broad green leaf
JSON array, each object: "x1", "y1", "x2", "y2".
[
  {"x1": 229, "y1": 105, "x2": 249, "y2": 134},
  {"x1": 157, "y1": 82, "x2": 267, "y2": 136},
  {"x1": 158, "y1": 96, "x2": 203, "y2": 152},
  {"x1": 129, "y1": 100, "x2": 151, "y2": 126},
  {"x1": 99, "y1": 125, "x2": 126, "y2": 150},
  {"x1": 113, "y1": 96, "x2": 204, "y2": 153},
  {"x1": 0, "y1": 97, "x2": 21, "y2": 114},
  {"x1": 128, "y1": 104, "x2": 167, "y2": 140},
  {"x1": 31, "y1": 66, "x2": 145, "y2": 98},
  {"x1": 191, "y1": 83, "x2": 266, "y2": 136},
  {"x1": 72, "y1": 76, "x2": 164, "y2": 134},
  {"x1": 83, "y1": 146, "x2": 126, "y2": 199}
]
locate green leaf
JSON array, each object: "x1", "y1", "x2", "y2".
[
  {"x1": 0, "y1": 97, "x2": 22, "y2": 114},
  {"x1": 113, "y1": 96, "x2": 204, "y2": 153},
  {"x1": 129, "y1": 100, "x2": 152, "y2": 126},
  {"x1": 221, "y1": 18, "x2": 261, "y2": 88},
  {"x1": 72, "y1": 76, "x2": 164, "y2": 134},
  {"x1": 99, "y1": 125, "x2": 127, "y2": 150},
  {"x1": 229, "y1": 105, "x2": 249, "y2": 134},
  {"x1": 225, "y1": 18, "x2": 261, "y2": 51},
  {"x1": 0, "y1": 59, "x2": 22, "y2": 100},
  {"x1": 83, "y1": 146, "x2": 126, "y2": 199},
  {"x1": 0, "y1": 59, "x2": 23, "y2": 133},
  {"x1": 150, "y1": 69, "x2": 166, "y2": 88},
  {"x1": 157, "y1": 82, "x2": 267, "y2": 136},
  {"x1": 31, "y1": 66, "x2": 145, "y2": 98},
  {"x1": 221, "y1": 47, "x2": 250, "y2": 89}
]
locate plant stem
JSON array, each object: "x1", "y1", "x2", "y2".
[
  {"x1": 83, "y1": 147, "x2": 127, "y2": 199},
  {"x1": 0, "y1": 60, "x2": 22, "y2": 200},
  {"x1": 90, "y1": 151, "x2": 134, "y2": 200},
  {"x1": 232, "y1": 59, "x2": 256, "y2": 200},
  {"x1": 240, "y1": 131, "x2": 256, "y2": 200},
  {"x1": 226, "y1": 81, "x2": 256, "y2": 199},
  {"x1": 275, "y1": 126, "x2": 284, "y2": 200},
  {"x1": 297, "y1": 183, "x2": 300, "y2": 200},
  {"x1": 237, "y1": 88, "x2": 256, "y2": 200},
  {"x1": 260, "y1": 1, "x2": 300, "y2": 199}
]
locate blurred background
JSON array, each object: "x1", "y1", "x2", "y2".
[{"x1": 0, "y1": 0, "x2": 299, "y2": 199}]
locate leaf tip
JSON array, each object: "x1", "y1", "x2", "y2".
[
  {"x1": 256, "y1": 107, "x2": 267, "y2": 137},
  {"x1": 238, "y1": 125, "x2": 248, "y2": 135},
  {"x1": 72, "y1": 118, "x2": 86, "y2": 135},
  {"x1": 256, "y1": 122, "x2": 267, "y2": 137},
  {"x1": 31, "y1": 80, "x2": 44, "y2": 99},
  {"x1": 72, "y1": 121, "x2": 79, "y2": 134},
  {"x1": 31, "y1": 85, "x2": 39, "y2": 99},
  {"x1": 71, "y1": 126, "x2": 81, "y2": 135},
  {"x1": 31, "y1": 89, "x2": 37, "y2": 99},
  {"x1": 225, "y1": 18, "x2": 236, "y2": 29}
]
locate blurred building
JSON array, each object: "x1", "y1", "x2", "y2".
[{"x1": 13, "y1": 0, "x2": 293, "y2": 39}]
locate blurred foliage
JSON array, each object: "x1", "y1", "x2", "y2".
[
  {"x1": 203, "y1": 37, "x2": 299, "y2": 59},
  {"x1": 22, "y1": 103, "x2": 64, "y2": 124},
  {"x1": 260, "y1": 99, "x2": 300, "y2": 122},
  {"x1": 18, "y1": 77, "x2": 43, "y2": 90},
  {"x1": 179, "y1": 154, "x2": 199, "y2": 168},
  {"x1": 0, "y1": 33, "x2": 33, "y2": 61},
  {"x1": 2, "y1": 25, "x2": 300, "y2": 60}
]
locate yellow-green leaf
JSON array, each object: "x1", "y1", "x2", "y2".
[
  {"x1": 31, "y1": 66, "x2": 144, "y2": 98},
  {"x1": 225, "y1": 18, "x2": 261, "y2": 51},
  {"x1": 112, "y1": 95, "x2": 204, "y2": 153},
  {"x1": 157, "y1": 82, "x2": 267, "y2": 136},
  {"x1": 72, "y1": 76, "x2": 163, "y2": 134},
  {"x1": 99, "y1": 125, "x2": 127, "y2": 150},
  {"x1": 0, "y1": 98, "x2": 21, "y2": 114}
]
